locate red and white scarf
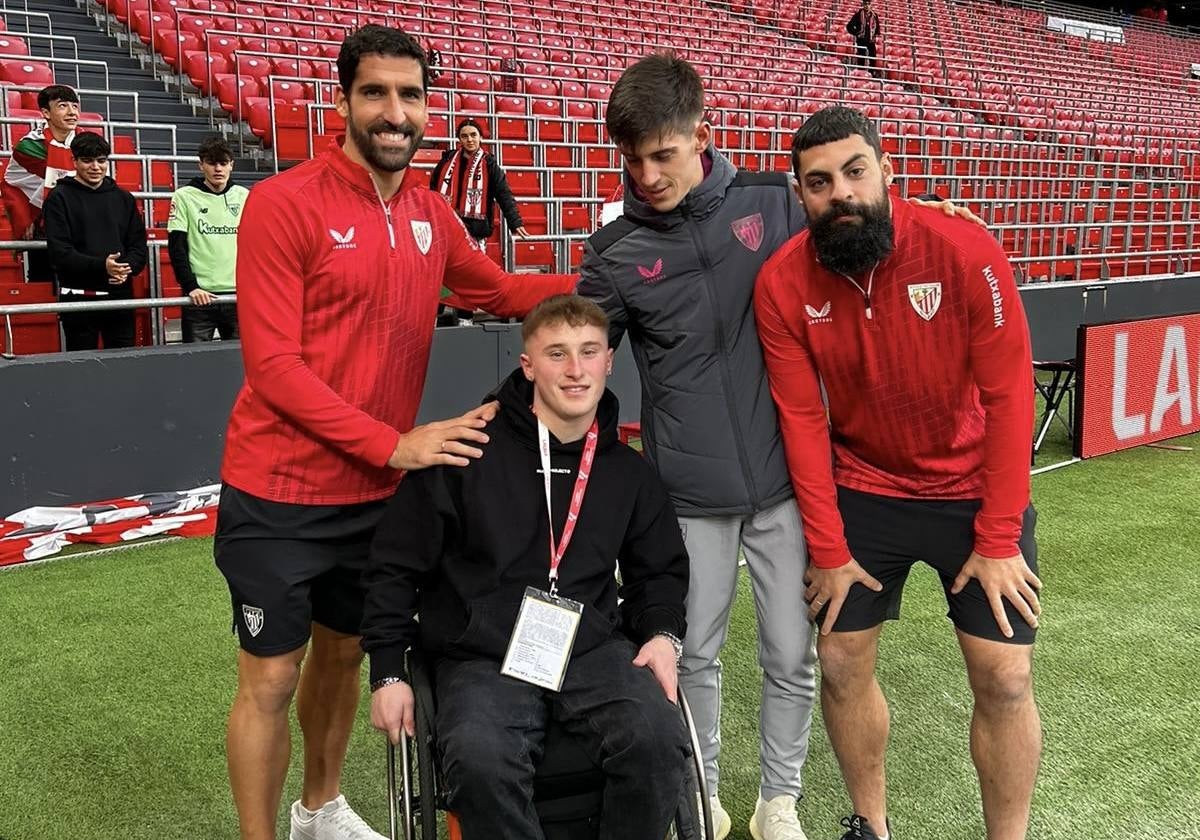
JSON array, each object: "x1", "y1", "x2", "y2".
[
  {"x1": 436, "y1": 148, "x2": 489, "y2": 220},
  {"x1": 39, "y1": 127, "x2": 76, "y2": 202}
]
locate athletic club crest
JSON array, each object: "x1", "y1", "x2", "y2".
[
  {"x1": 731, "y1": 213, "x2": 764, "y2": 252},
  {"x1": 411, "y1": 220, "x2": 433, "y2": 255},
  {"x1": 907, "y1": 282, "x2": 942, "y2": 321},
  {"x1": 242, "y1": 605, "x2": 264, "y2": 638}
]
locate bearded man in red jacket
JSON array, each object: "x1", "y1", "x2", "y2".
[{"x1": 755, "y1": 105, "x2": 1041, "y2": 840}]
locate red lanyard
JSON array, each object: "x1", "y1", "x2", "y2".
[{"x1": 537, "y1": 417, "x2": 599, "y2": 596}]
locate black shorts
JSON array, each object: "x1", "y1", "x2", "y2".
[
  {"x1": 213, "y1": 484, "x2": 388, "y2": 656},
  {"x1": 825, "y1": 485, "x2": 1040, "y2": 645}
]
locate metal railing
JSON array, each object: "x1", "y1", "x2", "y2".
[
  {"x1": 0, "y1": 51, "x2": 110, "y2": 94},
  {"x1": 0, "y1": 31, "x2": 81, "y2": 62},
  {"x1": 0, "y1": 293, "x2": 236, "y2": 358},
  {"x1": 0, "y1": 8, "x2": 54, "y2": 36}
]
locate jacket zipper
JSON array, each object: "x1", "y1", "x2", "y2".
[
  {"x1": 681, "y1": 203, "x2": 761, "y2": 508},
  {"x1": 838, "y1": 263, "x2": 878, "y2": 321},
  {"x1": 371, "y1": 176, "x2": 397, "y2": 249}
]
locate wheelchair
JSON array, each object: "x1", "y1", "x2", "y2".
[{"x1": 386, "y1": 647, "x2": 716, "y2": 840}]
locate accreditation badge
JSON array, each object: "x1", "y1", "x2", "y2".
[{"x1": 500, "y1": 587, "x2": 584, "y2": 691}]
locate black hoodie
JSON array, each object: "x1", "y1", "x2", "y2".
[
  {"x1": 361, "y1": 368, "x2": 689, "y2": 684},
  {"x1": 42, "y1": 175, "x2": 148, "y2": 298}
]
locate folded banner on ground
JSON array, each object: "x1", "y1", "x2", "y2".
[{"x1": 0, "y1": 486, "x2": 220, "y2": 567}]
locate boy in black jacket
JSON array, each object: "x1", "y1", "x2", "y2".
[
  {"x1": 43, "y1": 133, "x2": 147, "y2": 350},
  {"x1": 362, "y1": 294, "x2": 691, "y2": 840}
]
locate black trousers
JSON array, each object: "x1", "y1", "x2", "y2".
[
  {"x1": 855, "y1": 40, "x2": 879, "y2": 75},
  {"x1": 60, "y1": 308, "x2": 135, "y2": 351},
  {"x1": 182, "y1": 302, "x2": 239, "y2": 342},
  {"x1": 435, "y1": 638, "x2": 690, "y2": 840}
]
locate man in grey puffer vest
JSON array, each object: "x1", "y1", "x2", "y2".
[{"x1": 577, "y1": 54, "x2": 815, "y2": 840}]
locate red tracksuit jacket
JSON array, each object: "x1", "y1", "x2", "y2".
[
  {"x1": 222, "y1": 140, "x2": 574, "y2": 505},
  {"x1": 754, "y1": 199, "x2": 1033, "y2": 569}
]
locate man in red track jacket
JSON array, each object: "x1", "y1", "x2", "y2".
[
  {"x1": 754, "y1": 106, "x2": 1041, "y2": 840},
  {"x1": 214, "y1": 26, "x2": 574, "y2": 840}
]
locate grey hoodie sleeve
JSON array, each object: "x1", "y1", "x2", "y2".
[{"x1": 577, "y1": 242, "x2": 629, "y2": 350}]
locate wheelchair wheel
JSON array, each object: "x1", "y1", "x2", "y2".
[
  {"x1": 411, "y1": 684, "x2": 438, "y2": 838},
  {"x1": 677, "y1": 688, "x2": 715, "y2": 840},
  {"x1": 409, "y1": 652, "x2": 439, "y2": 839},
  {"x1": 386, "y1": 658, "x2": 440, "y2": 840},
  {"x1": 669, "y1": 749, "x2": 706, "y2": 840}
]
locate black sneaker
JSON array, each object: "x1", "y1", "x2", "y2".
[{"x1": 838, "y1": 814, "x2": 891, "y2": 840}]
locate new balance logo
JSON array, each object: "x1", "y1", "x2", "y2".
[
  {"x1": 805, "y1": 301, "x2": 833, "y2": 324},
  {"x1": 329, "y1": 226, "x2": 357, "y2": 250},
  {"x1": 637, "y1": 258, "x2": 664, "y2": 283}
]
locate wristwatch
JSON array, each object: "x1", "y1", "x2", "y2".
[
  {"x1": 653, "y1": 631, "x2": 684, "y2": 664},
  {"x1": 370, "y1": 676, "x2": 405, "y2": 693}
]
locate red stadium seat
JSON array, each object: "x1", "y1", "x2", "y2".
[
  {"x1": 151, "y1": 29, "x2": 198, "y2": 69},
  {"x1": 0, "y1": 60, "x2": 54, "y2": 108},
  {"x1": 551, "y1": 171, "x2": 583, "y2": 197},
  {"x1": 495, "y1": 95, "x2": 530, "y2": 140},
  {"x1": 507, "y1": 170, "x2": 541, "y2": 197},
  {"x1": 0, "y1": 35, "x2": 29, "y2": 55},
  {"x1": 457, "y1": 73, "x2": 490, "y2": 92},
  {"x1": 129, "y1": 10, "x2": 167, "y2": 42},
  {"x1": 562, "y1": 204, "x2": 590, "y2": 231},
  {"x1": 183, "y1": 50, "x2": 230, "y2": 92},
  {"x1": 214, "y1": 73, "x2": 263, "y2": 116},
  {"x1": 271, "y1": 57, "x2": 315, "y2": 79},
  {"x1": 499, "y1": 143, "x2": 534, "y2": 167},
  {"x1": 0, "y1": 283, "x2": 60, "y2": 354},
  {"x1": 545, "y1": 145, "x2": 573, "y2": 167},
  {"x1": 523, "y1": 78, "x2": 558, "y2": 97},
  {"x1": 269, "y1": 80, "x2": 310, "y2": 103},
  {"x1": 458, "y1": 92, "x2": 489, "y2": 113},
  {"x1": 235, "y1": 55, "x2": 270, "y2": 80},
  {"x1": 519, "y1": 202, "x2": 547, "y2": 235},
  {"x1": 513, "y1": 241, "x2": 555, "y2": 269}
]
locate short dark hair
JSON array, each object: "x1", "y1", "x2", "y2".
[
  {"x1": 197, "y1": 134, "x2": 233, "y2": 163},
  {"x1": 521, "y1": 294, "x2": 609, "y2": 344},
  {"x1": 37, "y1": 84, "x2": 79, "y2": 111},
  {"x1": 790, "y1": 106, "x2": 883, "y2": 175},
  {"x1": 456, "y1": 117, "x2": 483, "y2": 138},
  {"x1": 337, "y1": 25, "x2": 429, "y2": 94},
  {"x1": 70, "y1": 132, "x2": 110, "y2": 160},
  {"x1": 605, "y1": 52, "x2": 704, "y2": 149}
]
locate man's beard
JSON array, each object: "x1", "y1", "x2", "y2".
[
  {"x1": 347, "y1": 115, "x2": 422, "y2": 173},
  {"x1": 809, "y1": 189, "x2": 894, "y2": 276}
]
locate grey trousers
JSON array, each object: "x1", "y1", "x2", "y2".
[{"x1": 677, "y1": 497, "x2": 817, "y2": 801}]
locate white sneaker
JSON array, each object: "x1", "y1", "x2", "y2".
[
  {"x1": 749, "y1": 794, "x2": 809, "y2": 840},
  {"x1": 289, "y1": 794, "x2": 386, "y2": 840},
  {"x1": 708, "y1": 794, "x2": 732, "y2": 840}
]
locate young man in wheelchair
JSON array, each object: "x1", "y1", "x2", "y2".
[{"x1": 362, "y1": 294, "x2": 692, "y2": 840}]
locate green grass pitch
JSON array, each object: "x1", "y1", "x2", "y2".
[{"x1": 1, "y1": 431, "x2": 1197, "y2": 839}]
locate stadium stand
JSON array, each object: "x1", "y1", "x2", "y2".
[{"x1": 2, "y1": 0, "x2": 1199, "y2": 352}]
